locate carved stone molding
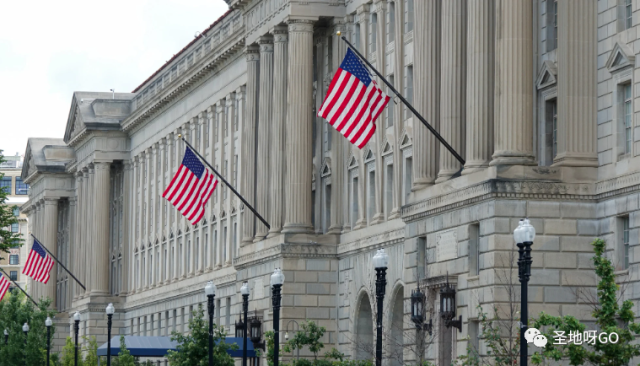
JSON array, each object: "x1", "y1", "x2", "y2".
[
  {"x1": 337, "y1": 228, "x2": 405, "y2": 256},
  {"x1": 288, "y1": 19, "x2": 315, "y2": 33}
]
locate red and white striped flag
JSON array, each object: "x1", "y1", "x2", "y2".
[
  {"x1": 22, "y1": 239, "x2": 55, "y2": 284},
  {"x1": 162, "y1": 146, "x2": 218, "y2": 225},
  {"x1": 318, "y1": 48, "x2": 390, "y2": 148},
  {"x1": 0, "y1": 273, "x2": 10, "y2": 301}
]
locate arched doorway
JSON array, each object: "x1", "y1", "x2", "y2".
[
  {"x1": 389, "y1": 286, "x2": 404, "y2": 366},
  {"x1": 355, "y1": 293, "x2": 374, "y2": 360}
]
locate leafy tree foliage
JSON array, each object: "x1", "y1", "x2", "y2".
[
  {"x1": 57, "y1": 336, "x2": 83, "y2": 366},
  {"x1": 0, "y1": 291, "x2": 56, "y2": 366},
  {"x1": 166, "y1": 304, "x2": 236, "y2": 366},
  {"x1": 283, "y1": 321, "x2": 326, "y2": 360},
  {"x1": 531, "y1": 238, "x2": 640, "y2": 365},
  {"x1": 0, "y1": 150, "x2": 23, "y2": 259}
]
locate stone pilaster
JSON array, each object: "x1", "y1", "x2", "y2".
[
  {"x1": 328, "y1": 18, "x2": 347, "y2": 234},
  {"x1": 242, "y1": 45, "x2": 259, "y2": 243},
  {"x1": 283, "y1": 19, "x2": 315, "y2": 233},
  {"x1": 91, "y1": 162, "x2": 111, "y2": 296},
  {"x1": 354, "y1": 9, "x2": 368, "y2": 230},
  {"x1": 85, "y1": 166, "x2": 94, "y2": 297},
  {"x1": 369, "y1": 4, "x2": 386, "y2": 224},
  {"x1": 436, "y1": 0, "x2": 467, "y2": 182},
  {"x1": 224, "y1": 95, "x2": 234, "y2": 265},
  {"x1": 256, "y1": 36, "x2": 274, "y2": 240},
  {"x1": 42, "y1": 198, "x2": 58, "y2": 302},
  {"x1": 553, "y1": 0, "x2": 598, "y2": 167},
  {"x1": 268, "y1": 26, "x2": 288, "y2": 237},
  {"x1": 464, "y1": 0, "x2": 494, "y2": 174},
  {"x1": 121, "y1": 161, "x2": 132, "y2": 294},
  {"x1": 490, "y1": 0, "x2": 536, "y2": 166},
  {"x1": 413, "y1": 0, "x2": 441, "y2": 187},
  {"x1": 73, "y1": 172, "x2": 83, "y2": 300},
  {"x1": 132, "y1": 157, "x2": 140, "y2": 292}
]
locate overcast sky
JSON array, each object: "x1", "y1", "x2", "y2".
[{"x1": 0, "y1": 0, "x2": 229, "y2": 157}]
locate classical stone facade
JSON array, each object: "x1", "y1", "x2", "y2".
[{"x1": 19, "y1": 0, "x2": 640, "y2": 364}]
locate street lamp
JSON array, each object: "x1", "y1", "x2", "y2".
[
  {"x1": 372, "y1": 248, "x2": 388, "y2": 366},
  {"x1": 439, "y1": 278, "x2": 462, "y2": 332},
  {"x1": 22, "y1": 323, "x2": 29, "y2": 366},
  {"x1": 73, "y1": 311, "x2": 81, "y2": 366},
  {"x1": 205, "y1": 281, "x2": 217, "y2": 366},
  {"x1": 46, "y1": 317, "x2": 53, "y2": 366},
  {"x1": 410, "y1": 287, "x2": 433, "y2": 335},
  {"x1": 106, "y1": 303, "x2": 115, "y2": 366},
  {"x1": 249, "y1": 313, "x2": 265, "y2": 366},
  {"x1": 284, "y1": 320, "x2": 300, "y2": 362},
  {"x1": 270, "y1": 268, "x2": 285, "y2": 366},
  {"x1": 515, "y1": 218, "x2": 535, "y2": 366},
  {"x1": 241, "y1": 282, "x2": 250, "y2": 366}
]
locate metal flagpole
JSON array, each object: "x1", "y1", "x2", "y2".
[
  {"x1": 30, "y1": 234, "x2": 86, "y2": 291},
  {"x1": 179, "y1": 136, "x2": 271, "y2": 231},
  {"x1": 338, "y1": 34, "x2": 466, "y2": 166},
  {"x1": 0, "y1": 267, "x2": 38, "y2": 306}
]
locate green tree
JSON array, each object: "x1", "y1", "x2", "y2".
[
  {"x1": 531, "y1": 238, "x2": 640, "y2": 366},
  {"x1": 283, "y1": 321, "x2": 326, "y2": 361},
  {"x1": 58, "y1": 336, "x2": 83, "y2": 366},
  {"x1": 110, "y1": 334, "x2": 136, "y2": 366},
  {"x1": 166, "y1": 304, "x2": 236, "y2": 366},
  {"x1": 0, "y1": 290, "x2": 56, "y2": 366},
  {"x1": 0, "y1": 150, "x2": 23, "y2": 260},
  {"x1": 82, "y1": 336, "x2": 99, "y2": 366}
]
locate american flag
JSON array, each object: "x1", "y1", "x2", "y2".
[
  {"x1": 22, "y1": 239, "x2": 55, "y2": 284},
  {"x1": 0, "y1": 273, "x2": 10, "y2": 301},
  {"x1": 162, "y1": 146, "x2": 217, "y2": 225},
  {"x1": 318, "y1": 48, "x2": 390, "y2": 149}
]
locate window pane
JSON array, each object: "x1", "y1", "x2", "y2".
[
  {"x1": 0, "y1": 177, "x2": 12, "y2": 194},
  {"x1": 9, "y1": 255, "x2": 19, "y2": 265},
  {"x1": 15, "y1": 177, "x2": 28, "y2": 195},
  {"x1": 11, "y1": 223, "x2": 19, "y2": 233},
  {"x1": 626, "y1": 0, "x2": 633, "y2": 29}
]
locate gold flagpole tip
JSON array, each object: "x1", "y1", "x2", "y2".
[
  {"x1": 336, "y1": 31, "x2": 341, "y2": 36},
  {"x1": 178, "y1": 134, "x2": 182, "y2": 138}
]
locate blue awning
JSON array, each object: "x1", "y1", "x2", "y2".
[{"x1": 97, "y1": 336, "x2": 257, "y2": 358}]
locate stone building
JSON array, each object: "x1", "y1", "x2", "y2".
[{"x1": 19, "y1": 0, "x2": 640, "y2": 364}]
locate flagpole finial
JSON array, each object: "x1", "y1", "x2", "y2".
[
  {"x1": 178, "y1": 134, "x2": 182, "y2": 138},
  {"x1": 336, "y1": 31, "x2": 341, "y2": 36}
]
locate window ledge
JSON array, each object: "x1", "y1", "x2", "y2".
[{"x1": 614, "y1": 269, "x2": 629, "y2": 277}]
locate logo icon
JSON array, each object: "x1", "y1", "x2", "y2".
[{"x1": 524, "y1": 327, "x2": 547, "y2": 348}]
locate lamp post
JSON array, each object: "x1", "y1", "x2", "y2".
[
  {"x1": 22, "y1": 323, "x2": 29, "y2": 366},
  {"x1": 205, "y1": 281, "x2": 217, "y2": 366},
  {"x1": 73, "y1": 311, "x2": 80, "y2": 366},
  {"x1": 372, "y1": 249, "x2": 388, "y2": 366},
  {"x1": 514, "y1": 219, "x2": 535, "y2": 366},
  {"x1": 241, "y1": 282, "x2": 250, "y2": 366},
  {"x1": 439, "y1": 277, "x2": 462, "y2": 332},
  {"x1": 270, "y1": 268, "x2": 285, "y2": 366},
  {"x1": 4, "y1": 329, "x2": 7, "y2": 345},
  {"x1": 106, "y1": 303, "x2": 115, "y2": 366},
  {"x1": 45, "y1": 317, "x2": 53, "y2": 366}
]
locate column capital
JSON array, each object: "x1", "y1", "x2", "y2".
[
  {"x1": 226, "y1": 94, "x2": 235, "y2": 106},
  {"x1": 287, "y1": 19, "x2": 315, "y2": 33},
  {"x1": 235, "y1": 85, "x2": 246, "y2": 98},
  {"x1": 68, "y1": 197, "x2": 77, "y2": 206},
  {"x1": 159, "y1": 137, "x2": 166, "y2": 147},
  {"x1": 94, "y1": 162, "x2": 111, "y2": 171},
  {"x1": 271, "y1": 25, "x2": 289, "y2": 43},
  {"x1": 43, "y1": 197, "x2": 59, "y2": 205},
  {"x1": 245, "y1": 45, "x2": 260, "y2": 61},
  {"x1": 356, "y1": 4, "x2": 370, "y2": 15},
  {"x1": 75, "y1": 171, "x2": 83, "y2": 179}
]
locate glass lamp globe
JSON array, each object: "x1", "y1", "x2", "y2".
[
  {"x1": 372, "y1": 248, "x2": 389, "y2": 269},
  {"x1": 522, "y1": 218, "x2": 536, "y2": 243},
  {"x1": 270, "y1": 268, "x2": 285, "y2": 287},
  {"x1": 106, "y1": 303, "x2": 115, "y2": 315},
  {"x1": 205, "y1": 281, "x2": 216, "y2": 296},
  {"x1": 3, "y1": 329, "x2": 7, "y2": 336},
  {"x1": 45, "y1": 317, "x2": 53, "y2": 327},
  {"x1": 513, "y1": 219, "x2": 525, "y2": 244},
  {"x1": 73, "y1": 312, "x2": 81, "y2": 322},
  {"x1": 22, "y1": 323, "x2": 29, "y2": 333},
  {"x1": 240, "y1": 281, "x2": 250, "y2": 296}
]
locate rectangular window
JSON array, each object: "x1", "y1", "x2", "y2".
[
  {"x1": 351, "y1": 177, "x2": 359, "y2": 228},
  {"x1": 0, "y1": 177, "x2": 12, "y2": 194},
  {"x1": 10, "y1": 271, "x2": 17, "y2": 281},
  {"x1": 216, "y1": 299, "x2": 221, "y2": 326},
  {"x1": 624, "y1": 83, "x2": 633, "y2": 154},
  {"x1": 469, "y1": 223, "x2": 480, "y2": 276},
  {"x1": 12, "y1": 207, "x2": 19, "y2": 216},
  {"x1": 387, "y1": 75, "x2": 395, "y2": 127},
  {"x1": 385, "y1": 164, "x2": 394, "y2": 218},
  {"x1": 368, "y1": 170, "x2": 376, "y2": 223},
  {"x1": 405, "y1": 0, "x2": 414, "y2": 33},
  {"x1": 324, "y1": 184, "x2": 332, "y2": 233},
  {"x1": 468, "y1": 321, "x2": 480, "y2": 353},
  {"x1": 388, "y1": 2, "x2": 396, "y2": 43},
  {"x1": 404, "y1": 157, "x2": 412, "y2": 204},
  {"x1": 225, "y1": 297, "x2": 231, "y2": 330},
  {"x1": 626, "y1": 0, "x2": 633, "y2": 29},
  {"x1": 546, "y1": 0, "x2": 558, "y2": 51},
  {"x1": 621, "y1": 216, "x2": 630, "y2": 269},
  {"x1": 405, "y1": 66, "x2": 414, "y2": 120},
  {"x1": 11, "y1": 223, "x2": 18, "y2": 233},
  {"x1": 371, "y1": 13, "x2": 377, "y2": 53},
  {"x1": 543, "y1": 98, "x2": 558, "y2": 166},
  {"x1": 9, "y1": 255, "x2": 19, "y2": 265},
  {"x1": 355, "y1": 17, "x2": 361, "y2": 51},
  {"x1": 15, "y1": 178, "x2": 28, "y2": 195}
]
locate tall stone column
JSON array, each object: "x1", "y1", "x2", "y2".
[
  {"x1": 85, "y1": 166, "x2": 94, "y2": 296},
  {"x1": 224, "y1": 96, "x2": 235, "y2": 265},
  {"x1": 256, "y1": 36, "x2": 274, "y2": 240},
  {"x1": 328, "y1": 18, "x2": 347, "y2": 234},
  {"x1": 412, "y1": 0, "x2": 441, "y2": 187},
  {"x1": 269, "y1": 26, "x2": 288, "y2": 237},
  {"x1": 131, "y1": 157, "x2": 140, "y2": 293},
  {"x1": 553, "y1": 0, "x2": 598, "y2": 167},
  {"x1": 370, "y1": 4, "x2": 386, "y2": 224},
  {"x1": 490, "y1": 0, "x2": 536, "y2": 166},
  {"x1": 42, "y1": 198, "x2": 58, "y2": 302},
  {"x1": 91, "y1": 162, "x2": 111, "y2": 296},
  {"x1": 437, "y1": 0, "x2": 467, "y2": 182},
  {"x1": 73, "y1": 173, "x2": 83, "y2": 300},
  {"x1": 68, "y1": 195, "x2": 77, "y2": 300},
  {"x1": 464, "y1": 0, "x2": 495, "y2": 174},
  {"x1": 283, "y1": 19, "x2": 314, "y2": 233},
  {"x1": 241, "y1": 46, "x2": 259, "y2": 243},
  {"x1": 122, "y1": 161, "x2": 132, "y2": 294}
]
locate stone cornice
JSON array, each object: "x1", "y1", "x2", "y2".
[
  {"x1": 121, "y1": 36, "x2": 245, "y2": 134},
  {"x1": 337, "y1": 228, "x2": 405, "y2": 257},
  {"x1": 234, "y1": 242, "x2": 337, "y2": 268}
]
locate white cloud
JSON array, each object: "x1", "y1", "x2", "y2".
[{"x1": 0, "y1": 0, "x2": 229, "y2": 156}]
